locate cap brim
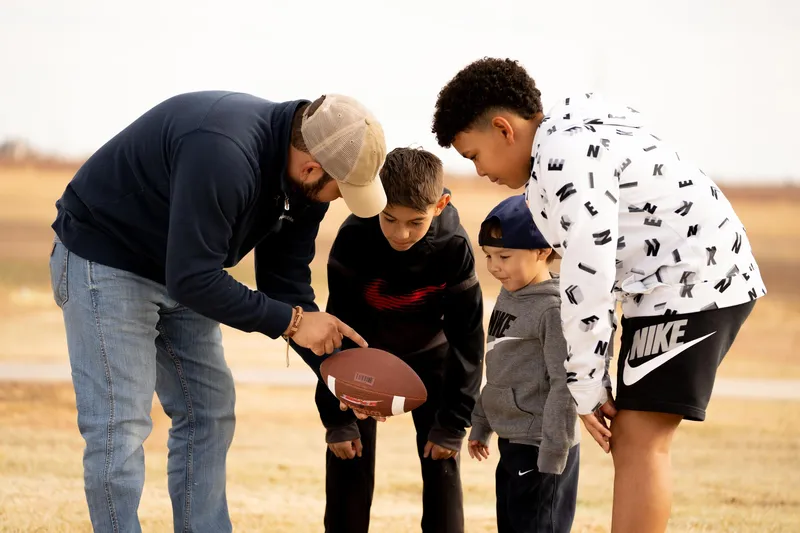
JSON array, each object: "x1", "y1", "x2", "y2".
[{"x1": 338, "y1": 176, "x2": 387, "y2": 218}]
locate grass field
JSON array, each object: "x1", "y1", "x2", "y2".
[
  {"x1": 2, "y1": 164, "x2": 799, "y2": 378},
  {"x1": 1, "y1": 163, "x2": 799, "y2": 531},
  {"x1": 1, "y1": 383, "x2": 798, "y2": 533}
]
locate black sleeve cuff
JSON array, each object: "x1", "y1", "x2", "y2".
[
  {"x1": 260, "y1": 299, "x2": 294, "y2": 339},
  {"x1": 427, "y1": 425, "x2": 465, "y2": 452},
  {"x1": 325, "y1": 422, "x2": 361, "y2": 444}
]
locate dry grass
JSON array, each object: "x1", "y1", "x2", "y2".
[
  {"x1": 1, "y1": 165, "x2": 799, "y2": 531},
  {"x1": 0, "y1": 383, "x2": 798, "y2": 532},
  {"x1": 1, "y1": 165, "x2": 799, "y2": 378}
]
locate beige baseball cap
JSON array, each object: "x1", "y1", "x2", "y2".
[{"x1": 301, "y1": 95, "x2": 387, "y2": 218}]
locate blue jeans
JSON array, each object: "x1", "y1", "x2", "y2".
[{"x1": 49, "y1": 239, "x2": 236, "y2": 533}]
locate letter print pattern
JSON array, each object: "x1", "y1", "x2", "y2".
[{"x1": 525, "y1": 92, "x2": 767, "y2": 414}]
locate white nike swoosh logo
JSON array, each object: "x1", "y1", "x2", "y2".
[
  {"x1": 518, "y1": 469, "x2": 535, "y2": 476},
  {"x1": 486, "y1": 336, "x2": 522, "y2": 352},
  {"x1": 622, "y1": 332, "x2": 716, "y2": 386}
]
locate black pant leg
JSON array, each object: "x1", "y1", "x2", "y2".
[
  {"x1": 495, "y1": 438, "x2": 514, "y2": 533},
  {"x1": 497, "y1": 439, "x2": 580, "y2": 533},
  {"x1": 535, "y1": 444, "x2": 579, "y2": 533},
  {"x1": 324, "y1": 416, "x2": 378, "y2": 533},
  {"x1": 411, "y1": 373, "x2": 465, "y2": 533},
  {"x1": 497, "y1": 438, "x2": 541, "y2": 533}
]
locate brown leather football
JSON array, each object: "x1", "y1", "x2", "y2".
[{"x1": 319, "y1": 347, "x2": 427, "y2": 417}]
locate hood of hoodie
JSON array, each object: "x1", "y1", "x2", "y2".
[
  {"x1": 536, "y1": 93, "x2": 646, "y2": 152},
  {"x1": 502, "y1": 274, "x2": 560, "y2": 301},
  {"x1": 422, "y1": 189, "x2": 461, "y2": 247}
]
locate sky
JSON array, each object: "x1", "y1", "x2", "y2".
[{"x1": 1, "y1": 0, "x2": 799, "y2": 183}]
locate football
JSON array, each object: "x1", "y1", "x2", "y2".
[{"x1": 319, "y1": 347, "x2": 427, "y2": 417}]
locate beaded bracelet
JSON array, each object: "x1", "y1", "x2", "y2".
[{"x1": 283, "y1": 306, "x2": 304, "y2": 367}]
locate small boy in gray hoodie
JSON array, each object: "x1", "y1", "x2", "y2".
[{"x1": 468, "y1": 194, "x2": 580, "y2": 533}]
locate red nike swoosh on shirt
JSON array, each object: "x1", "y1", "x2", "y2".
[{"x1": 363, "y1": 279, "x2": 446, "y2": 311}]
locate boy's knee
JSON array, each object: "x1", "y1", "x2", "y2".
[{"x1": 610, "y1": 410, "x2": 682, "y2": 463}]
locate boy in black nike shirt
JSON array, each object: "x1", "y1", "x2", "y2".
[{"x1": 315, "y1": 147, "x2": 485, "y2": 533}]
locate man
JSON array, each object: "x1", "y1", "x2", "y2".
[{"x1": 48, "y1": 91, "x2": 387, "y2": 532}]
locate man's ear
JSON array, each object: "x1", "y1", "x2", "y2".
[
  {"x1": 491, "y1": 116, "x2": 516, "y2": 144},
  {"x1": 434, "y1": 193, "x2": 451, "y2": 216},
  {"x1": 299, "y1": 160, "x2": 324, "y2": 183}
]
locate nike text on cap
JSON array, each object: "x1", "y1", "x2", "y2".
[
  {"x1": 301, "y1": 94, "x2": 388, "y2": 218},
  {"x1": 479, "y1": 194, "x2": 551, "y2": 250}
]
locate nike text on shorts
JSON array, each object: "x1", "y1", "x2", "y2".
[{"x1": 615, "y1": 300, "x2": 755, "y2": 421}]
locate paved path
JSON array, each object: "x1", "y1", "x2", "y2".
[{"x1": 1, "y1": 362, "x2": 799, "y2": 401}]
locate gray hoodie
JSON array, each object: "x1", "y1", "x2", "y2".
[{"x1": 469, "y1": 276, "x2": 580, "y2": 475}]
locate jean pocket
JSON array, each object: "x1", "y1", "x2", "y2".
[{"x1": 49, "y1": 240, "x2": 69, "y2": 308}]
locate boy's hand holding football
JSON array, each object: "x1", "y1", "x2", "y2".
[{"x1": 338, "y1": 401, "x2": 386, "y2": 422}]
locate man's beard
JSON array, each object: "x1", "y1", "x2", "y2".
[{"x1": 299, "y1": 173, "x2": 334, "y2": 202}]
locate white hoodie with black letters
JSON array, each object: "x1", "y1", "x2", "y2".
[{"x1": 525, "y1": 93, "x2": 766, "y2": 415}]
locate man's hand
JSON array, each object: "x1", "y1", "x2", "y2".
[
  {"x1": 291, "y1": 311, "x2": 367, "y2": 356},
  {"x1": 579, "y1": 396, "x2": 618, "y2": 454},
  {"x1": 328, "y1": 438, "x2": 363, "y2": 460},
  {"x1": 423, "y1": 441, "x2": 458, "y2": 460},
  {"x1": 468, "y1": 440, "x2": 490, "y2": 461},
  {"x1": 339, "y1": 401, "x2": 386, "y2": 422}
]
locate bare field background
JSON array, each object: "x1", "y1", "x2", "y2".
[
  {"x1": 2, "y1": 164, "x2": 799, "y2": 378},
  {"x1": 1, "y1": 384, "x2": 798, "y2": 533},
  {"x1": 1, "y1": 163, "x2": 799, "y2": 532}
]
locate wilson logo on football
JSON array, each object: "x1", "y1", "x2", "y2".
[{"x1": 340, "y1": 394, "x2": 381, "y2": 408}]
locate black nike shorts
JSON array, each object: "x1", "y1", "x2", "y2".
[{"x1": 615, "y1": 300, "x2": 756, "y2": 421}]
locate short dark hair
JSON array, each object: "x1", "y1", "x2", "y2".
[
  {"x1": 432, "y1": 57, "x2": 543, "y2": 147},
  {"x1": 292, "y1": 96, "x2": 334, "y2": 183},
  {"x1": 479, "y1": 218, "x2": 555, "y2": 264},
  {"x1": 291, "y1": 96, "x2": 327, "y2": 152},
  {"x1": 380, "y1": 147, "x2": 444, "y2": 212}
]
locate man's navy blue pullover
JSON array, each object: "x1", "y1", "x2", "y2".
[{"x1": 53, "y1": 91, "x2": 328, "y2": 338}]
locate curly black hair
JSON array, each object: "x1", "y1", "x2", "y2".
[{"x1": 432, "y1": 57, "x2": 543, "y2": 147}]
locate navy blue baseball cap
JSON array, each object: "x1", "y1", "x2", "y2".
[{"x1": 478, "y1": 194, "x2": 551, "y2": 250}]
